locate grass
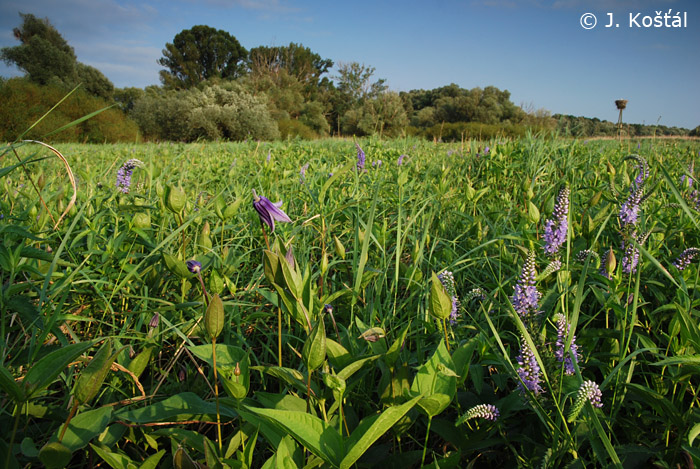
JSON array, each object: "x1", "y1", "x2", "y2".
[{"x1": 1, "y1": 135, "x2": 699, "y2": 468}]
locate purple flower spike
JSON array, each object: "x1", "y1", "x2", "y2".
[
  {"x1": 462, "y1": 404, "x2": 500, "y2": 422},
  {"x1": 554, "y1": 314, "x2": 581, "y2": 375},
  {"x1": 543, "y1": 186, "x2": 570, "y2": 256},
  {"x1": 511, "y1": 251, "x2": 541, "y2": 317},
  {"x1": 516, "y1": 337, "x2": 542, "y2": 395},
  {"x1": 116, "y1": 159, "x2": 143, "y2": 193},
  {"x1": 398, "y1": 154, "x2": 406, "y2": 166},
  {"x1": 619, "y1": 186, "x2": 642, "y2": 228},
  {"x1": 673, "y1": 248, "x2": 700, "y2": 271},
  {"x1": 252, "y1": 189, "x2": 292, "y2": 232},
  {"x1": 356, "y1": 144, "x2": 366, "y2": 171}
]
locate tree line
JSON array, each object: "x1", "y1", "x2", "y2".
[{"x1": 1, "y1": 13, "x2": 695, "y2": 142}]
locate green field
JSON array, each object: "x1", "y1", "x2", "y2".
[{"x1": 2, "y1": 136, "x2": 700, "y2": 468}]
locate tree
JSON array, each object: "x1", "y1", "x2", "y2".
[
  {"x1": 333, "y1": 62, "x2": 387, "y2": 103},
  {"x1": 248, "y1": 43, "x2": 332, "y2": 92},
  {"x1": 1, "y1": 13, "x2": 116, "y2": 99},
  {"x1": 1, "y1": 13, "x2": 78, "y2": 86},
  {"x1": 158, "y1": 25, "x2": 247, "y2": 89},
  {"x1": 341, "y1": 91, "x2": 408, "y2": 137}
]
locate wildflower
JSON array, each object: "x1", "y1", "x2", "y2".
[
  {"x1": 149, "y1": 313, "x2": 160, "y2": 329},
  {"x1": 437, "y1": 270, "x2": 459, "y2": 323},
  {"x1": 300, "y1": 163, "x2": 309, "y2": 183},
  {"x1": 457, "y1": 404, "x2": 500, "y2": 424},
  {"x1": 576, "y1": 249, "x2": 600, "y2": 265},
  {"x1": 680, "y1": 161, "x2": 694, "y2": 189},
  {"x1": 186, "y1": 260, "x2": 202, "y2": 274},
  {"x1": 511, "y1": 251, "x2": 541, "y2": 317},
  {"x1": 465, "y1": 287, "x2": 486, "y2": 302},
  {"x1": 673, "y1": 248, "x2": 700, "y2": 271},
  {"x1": 543, "y1": 186, "x2": 569, "y2": 256},
  {"x1": 568, "y1": 380, "x2": 603, "y2": 422},
  {"x1": 356, "y1": 144, "x2": 366, "y2": 171},
  {"x1": 116, "y1": 159, "x2": 143, "y2": 193},
  {"x1": 621, "y1": 236, "x2": 640, "y2": 275},
  {"x1": 252, "y1": 189, "x2": 292, "y2": 232},
  {"x1": 619, "y1": 185, "x2": 642, "y2": 228},
  {"x1": 266, "y1": 150, "x2": 271, "y2": 163},
  {"x1": 372, "y1": 160, "x2": 382, "y2": 168},
  {"x1": 516, "y1": 337, "x2": 542, "y2": 395},
  {"x1": 324, "y1": 304, "x2": 333, "y2": 314},
  {"x1": 398, "y1": 154, "x2": 406, "y2": 166},
  {"x1": 483, "y1": 146, "x2": 490, "y2": 155},
  {"x1": 554, "y1": 314, "x2": 581, "y2": 375}
]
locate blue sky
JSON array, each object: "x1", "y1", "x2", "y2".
[{"x1": 1, "y1": 0, "x2": 698, "y2": 129}]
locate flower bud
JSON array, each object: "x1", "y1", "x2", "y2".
[
  {"x1": 205, "y1": 294, "x2": 224, "y2": 340},
  {"x1": 166, "y1": 184, "x2": 186, "y2": 213},
  {"x1": 333, "y1": 235, "x2": 346, "y2": 260}
]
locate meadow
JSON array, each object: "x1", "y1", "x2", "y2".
[{"x1": 1, "y1": 135, "x2": 699, "y2": 468}]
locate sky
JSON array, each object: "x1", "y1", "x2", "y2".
[{"x1": 0, "y1": 0, "x2": 698, "y2": 129}]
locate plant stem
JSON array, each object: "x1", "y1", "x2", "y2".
[
  {"x1": 420, "y1": 416, "x2": 433, "y2": 467},
  {"x1": 59, "y1": 400, "x2": 79, "y2": 442},
  {"x1": 6, "y1": 405, "x2": 21, "y2": 469},
  {"x1": 278, "y1": 306, "x2": 282, "y2": 367},
  {"x1": 212, "y1": 337, "x2": 223, "y2": 454},
  {"x1": 443, "y1": 318, "x2": 450, "y2": 352}
]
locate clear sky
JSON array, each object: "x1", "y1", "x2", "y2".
[{"x1": 1, "y1": 0, "x2": 698, "y2": 129}]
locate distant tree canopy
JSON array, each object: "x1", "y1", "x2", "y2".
[
  {"x1": 1, "y1": 13, "x2": 115, "y2": 101},
  {"x1": 158, "y1": 25, "x2": 248, "y2": 89},
  {"x1": 2, "y1": 14, "x2": 693, "y2": 142},
  {"x1": 248, "y1": 43, "x2": 333, "y2": 91}
]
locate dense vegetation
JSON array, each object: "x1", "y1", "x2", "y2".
[
  {"x1": 1, "y1": 14, "x2": 695, "y2": 143},
  {"x1": 1, "y1": 134, "x2": 700, "y2": 467}
]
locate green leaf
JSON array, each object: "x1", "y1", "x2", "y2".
[
  {"x1": 116, "y1": 392, "x2": 236, "y2": 423},
  {"x1": 162, "y1": 253, "x2": 191, "y2": 279},
  {"x1": 385, "y1": 322, "x2": 410, "y2": 367},
  {"x1": 24, "y1": 340, "x2": 96, "y2": 399},
  {"x1": 689, "y1": 423, "x2": 700, "y2": 446},
  {"x1": 410, "y1": 339, "x2": 456, "y2": 417},
  {"x1": 302, "y1": 316, "x2": 326, "y2": 371},
  {"x1": 74, "y1": 339, "x2": 119, "y2": 405},
  {"x1": 244, "y1": 405, "x2": 343, "y2": 468},
  {"x1": 337, "y1": 355, "x2": 380, "y2": 381},
  {"x1": 55, "y1": 406, "x2": 113, "y2": 452},
  {"x1": 340, "y1": 395, "x2": 421, "y2": 469},
  {"x1": 90, "y1": 443, "x2": 136, "y2": 469},
  {"x1": 188, "y1": 344, "x2": 249, "y2": 399},
  {"x1": 0, "y1": 363, "x2": 25, "y2": 403},
  {"x1": 429, "y1": 272, "x2": 452, "y2": 320},
  {"x1": 325, "y1": 339, "x2": 352, "y2": 369},
  {"x1": 653, "y1": 355, "x2": 700, "y2": 367}
]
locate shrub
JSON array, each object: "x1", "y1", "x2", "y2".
[{"x1": 0, "y1": 77, "x2": 139, "y2": 142}]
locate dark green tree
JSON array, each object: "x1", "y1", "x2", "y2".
[
  {"x1": 1, "y1": 13, "x2": 78, "y2": 86},
  {"x1": 158, "y1": 25, "x2": 247, "y2": 89},
  {"x1": 248, "y1": 42, "x2": 332, "y2": 92},
  {"x1": 76, "y1": 63, "x2": 114, "y2": 100}
]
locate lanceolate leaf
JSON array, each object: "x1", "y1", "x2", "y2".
[
  {"x1": 24, "y1": 340, "x2": 97, "y2": 399},
  {"x1": 340, "y1": 395, "x2": 422, "y2": 469},
  {"x1": 244, "y1": 406, "x2": 344, "y2": 468}
]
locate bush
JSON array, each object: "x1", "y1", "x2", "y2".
[
  {"x1": 0, "y1": 78, "x2": 139, "y2": 142},
  {"x1": 278, "y1": 118, "x2": 317, "y2": 139},
  {"x1": 130, "y1": 84, "x2": 279, "y2": 141}
]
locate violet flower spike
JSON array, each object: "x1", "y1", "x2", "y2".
[
  {"x1": 673, "y1": 248, "x2": 700, "y2": 271},
  {"x1": 460, "y1": 404, "x2": 500, "y2": 423},
  {"x1": 554, "y1": 314, "x2": 581, "y2": 375},
  {"x1": 511, "y1": 251, "x2": 541, "y2": 317},
  {"x1": 516, "y1": 337, "x2": 542, "y2": 395},
  {"x1": 356, "y1": 143, "x2": 366, "y2": 171},
  {"x1": 116, "y1": 158, "x2": 143, "y2": 193},
  {"x1": 252, "y1": 189, "x2": 292, "y2": 233},
  {"x1": 543, "y1": 186, "x2": 569, "y2": 256}
]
